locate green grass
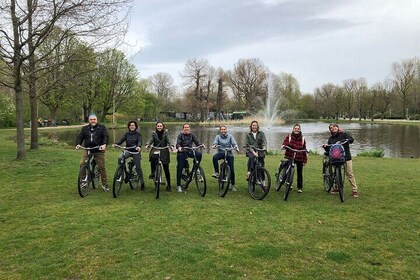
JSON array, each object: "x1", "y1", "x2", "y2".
[{"x1": 0, "y1": 129, "x2": 419, "y2": 279}]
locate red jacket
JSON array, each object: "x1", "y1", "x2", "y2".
[{"x1": 282, "y1": 132, "x2": 307, "y2": 163}]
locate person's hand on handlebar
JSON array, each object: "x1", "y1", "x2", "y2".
[{"x1": 75, "y1": 144, "x2": 81, "y2": 149}]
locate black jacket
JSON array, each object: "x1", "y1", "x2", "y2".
[
  {"x1": 146, "y1": 131, "x2": 172, "y2": 164},
  {"x1": 115, "y1": 131, "x2": 142, "y2": 153},
  {"x1": 176, "y1": 133, "x2": 201, "y2": 152},
  {"x1": 327, "y1": 131, "x2": 354, "y2": 160},
  {"x1": 76, "y1": 124, "x2": 108, "y2": 152}
]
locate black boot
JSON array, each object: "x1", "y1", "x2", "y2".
[{"x1": 141, "y1": 183, "x2": 145, "y2": 191}]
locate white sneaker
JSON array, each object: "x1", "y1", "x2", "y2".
[
  {"x1": 297, "y1": 189, "x2": 302, "y2": 193},
  {"x1": 231, "y1": 185, "x2": 237, "y2": 192},
  {"x1": 212, "y1": 173, "x2": 219, "y2": 178},
  {"x1": 177, "y1": 186, "x2": 182, "y2": 192},
  {"x1": 101, "y1": 184, "x2": 109, "y2": 192}
]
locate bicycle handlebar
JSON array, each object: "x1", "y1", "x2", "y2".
[
  {"x1": 282, "y1": 146, "x2": 308, "y2": 153},
  {"x1": 182, "y1": 144, "x2": 205, "y2": 151},
  {"x1": 113, "y1": 144, "x2": 140, "y2": 154},
  {"x1": 77, "y1": 146, "x2": 100, "y2": 150},
  {"x1": 147, "y1": 145, "x2": 174, "y2": 150},
  {"x1": 323, "y1": 139, "x2": 349, "y2": 147},
  {"x1": 213, "y1": 145, "x2": 239, "y2": 151},
  {"x1": 243, "y1": 145, "x2": 266, "y2": 152}
]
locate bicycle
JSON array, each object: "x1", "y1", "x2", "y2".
[
  {"x1": 274, "y1": 146, "x2": 307, "y2": 201},
  {"x1": 147, "y1": 145, "x2": 173, "y2": 199},
  {"x1": 112, "y1": 145, "x2": 140, "y2": 198},
  {"x1": 322, "y1": 140, "x2": 348, "y2": 203},
  {"x1": 212, "y1": 145, "x2": 238, "y2": 197},
  {"x1": 77, "y1": 146, "x2": 101, "y2": 198},
  {"x1": 180, "y1": 145, "x2": 206, "y2": 197},
  {"x1": 245, "y1": 145, "x2": 271, "y2": 200}
]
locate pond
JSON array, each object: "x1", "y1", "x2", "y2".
[{"x1": 50, "y1": 122, "x2": 420, "y2": 158}]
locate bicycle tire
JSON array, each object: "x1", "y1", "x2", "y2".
[
  {"x1": 78, "y1": 165, "x2": 90, "y2": 198},
  {"x1": 218, "y1": 163, "x2": 230, "y2": 197},
  {"x1": 194, "y1": 165, "x2": 206, "y2": 197},
  {"x1": 248, "y1": 166, "x2": 271, "y2": 200},
  {"x1": 91, "y1": 159, "x2": 100, "y2": 189},
  {"x1": 112, "y1": 165, "x2": 124, "y2": 198},
  {"x1": 337, "y1": 166, "x2": 344, "y2": 203},
  {"x1": 155, "y1": 164, "x2": 162, "y2": 199},
  {"x1": 128, "y1": 161, "x2": 138, "y2": 190},
  {"x1": 275, "y1": 161, "x2": 287, "y2": 191},
  {"x1": 283, "y1": 166, "x2": 295, "y2": 201},
  {"x1": 322, "y1": 161, "x2": 331, "y2": 192}
]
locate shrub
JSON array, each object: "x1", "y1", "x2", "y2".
[{"x1": 357, "y1": 149, "x2": 384, "y2": 158}]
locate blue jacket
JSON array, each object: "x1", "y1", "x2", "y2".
[{"x1": 212, "y1": 133, "x2": 238, "y2": 155}]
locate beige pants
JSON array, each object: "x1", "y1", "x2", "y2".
[{"x1": 345, "y1": 160, "x2": 358, "y2": 192}]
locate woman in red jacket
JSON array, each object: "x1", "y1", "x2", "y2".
[{"x1": 281, "y1": 124, "x2": 308, "y2": 193}]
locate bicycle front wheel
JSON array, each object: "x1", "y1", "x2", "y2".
[
  {"x1": 91, "y1": 159, "x2": 100, "y2": 189},
  {"x1": 218, "y1": 163, "x2": 230, "y2": 197},
  {"x1": 78, "y1": 165, "x2": 90, "y2": 198},
  {"x1": 336, "y1": 166, "x2": 344, "y2": 203},
  {"x1": 155, "y1": 164, "x2": 162, "y2": 199},
  {"x1": 194, "y1": 165, "x2": 206, "y2": 197},
  {"x1": 248, "y1": 167, "x2": 271, "y2": 200},
  {"x1": 275, "y1": 161, "x2": 287, "y2": 191},
  {"x1": 112, "y1": 165, "x2": 124, "y2": 198},
  {"x1": 283, "y1": 166, "x2": 295, "y2": 201},
  {"x1": 322, "y1": 161, "x2": 331, "y2": 192},
  {"x1": 128, "y1": 162, "x2": 139, "y2": 190}
]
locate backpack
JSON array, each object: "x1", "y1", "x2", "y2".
[{"x1": 329, "y1": 144, "x2": 346, "y2": 165}]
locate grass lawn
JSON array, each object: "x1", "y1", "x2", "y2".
[{"x1": 0, "y1": 128, "x2": 419, "y2": 279}]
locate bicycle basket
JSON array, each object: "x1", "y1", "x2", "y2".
[{"x1": 329, "y1": 144, "x2": 346, "y2": 165}]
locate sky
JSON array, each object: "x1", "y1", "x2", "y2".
[{"x1": 125, "y1": 0, "x2": 420, "y2": 93}]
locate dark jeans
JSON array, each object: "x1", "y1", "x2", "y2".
[
  {"x1": 246, "y1": 151, "x2": 265, "y2": 172},
  {"x1": 296, "y1": 161, "x2": 303, "y2": 189},
  {"x1": 150, "y1": 154, "x2": 171, "y2": 187},
  {"x1": 176, "y1": 151, "x2": 202, "y2": 186},
  {"x1": 118, "y1": 151, "x2": 144, "y2": 184},
  {"x1": 213, "y1": 153, "x2": 235, "y2": 185}
]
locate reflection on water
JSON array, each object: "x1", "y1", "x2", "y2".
[{"x1": 53, "y1": 122, "x2": 420, "y2": 158}]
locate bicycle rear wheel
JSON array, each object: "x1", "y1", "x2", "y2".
[
  {"x1": 275, "y1": 161, "x2": 287, "y2": 191},
  {"x1": 155, "y1": 164, "x2": 162, "y2": 199},
  {"x1": 248, "y1": 167, "x2": 271, "y2": 200},
  {"x1": 91, "y1": 160, "x2": 100, "y2": 189},
  {"x1": 336, "y1": 166, "x2": 344, "y2": 203},
  {"x1": 112, "y1": 165, "x2": 124, "y2": 198},
  {"x1": 194, "y1": 165, "x2": 206, "y2": 197},
  {"x1": 218, "y1": 163, "x2": 230, "y2": 197},
  {"x1": 78, "y1": 165, "x2": 90, "y2": 198},
  {"x1": 283, "y1": 166, "x2": 295, "y2": 201}
]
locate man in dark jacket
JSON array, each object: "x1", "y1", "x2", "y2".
[
  {"x1": 175, "y1": 123, "x2": 205, "y2": 192},
  {"x1": 325, "y1": 123, "x2": 359, "y2": 197},
  {"x1": 76, "y1": 114, "x2": 109, "y2": 191}
]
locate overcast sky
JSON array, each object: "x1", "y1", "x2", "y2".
[{"x1": 125, "y1": 0, "x2": 420, "y2": 93}]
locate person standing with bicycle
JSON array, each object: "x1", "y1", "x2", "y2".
[
  {"x1": 113, "y1": 121, "x2": 145, "y2": 190},
  {"x1": 324, "y1": 123, "x2": 359, "y2": 197},
  {"x1": 211, "y1": 125, "x2": 239, "y2": 191},
  {"x1": 245, "y1": 120, "x2": 267, "y2": 180},
  {"x1": 75, "y1": 114, "x2": 109, "y2": 191},
  {"x1": 281, "y1": 124, "x2": 308, "y2": 193},
  {"x1": 145, "y1": 122, "x2": 173, "y2": 192},
  {"x1": 176, "y1": 123, "x2": 205, "y2": 193}
]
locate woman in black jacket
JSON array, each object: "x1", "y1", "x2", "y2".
[
  {"x1": 113, "y1": 121, "x2": 145, "y2": 190},
  {"x1": 145, "y1": 122, "x2": 173, "y2": 191}
]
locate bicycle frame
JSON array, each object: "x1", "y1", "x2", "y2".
[
  {"x1": 148, "y1": 145, "x2": 172, "y2": 199},
  {"x1": 181, "y1": 145, "x2": 204, "y2": 184},
  {"x1": 180, "y1": 145, "x2": 206, "y2": 197},
  {"x1": 77, "y1": 146, "x2": 100, "y2": 197},
  {"x1": 112, "y1": 145, "x2": 140, "y2": 197},
  {"x1": 280, "y1": 146, "x2": 307, "y2": 201},
  {"x1": 323, "y1": 140, "x2": 348, "y2": 203},
  {"x1": 213, "y1": 145, "x2": 237, "y2": 197},
  {"x1": 245, "y1": 145, "x2": 271, "y2": 200}
]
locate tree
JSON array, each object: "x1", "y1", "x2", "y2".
[
  {"x1": 227, "y1": 58, "x2": 267, "y2": 113},
  {"x1": 181, "y1": 58, "x2": 211, "y2": 121},
  {"x1": 391, "y1": 57, "x2": 418, "y2": 119},
  {"x1": 0, "y1": 0, "x2": 133, "y2": 159},
  {"x1": 149, "y1": 72, "x2": 175, "y2": 100},
  {"x1": 274, "y1": 72, "x2": 302, "y2": 111}
]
